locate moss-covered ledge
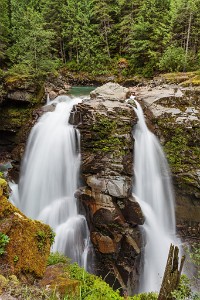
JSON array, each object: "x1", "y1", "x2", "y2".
[{"x1": 0, "y1": 178, "x2": 53, "y2": 279}]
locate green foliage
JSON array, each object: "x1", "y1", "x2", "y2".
[
  {"x1": 187, "y1": 242, "x2": 200, "y2": 289},
  {"x1": 49, "y1": 229, "x2": 56, "y2": 246},
  {"x1": 13, "y1": 255, "x2": 19, "y2": 263},
  {"x1": 7, "y1": 7, "x2": 60, "y2": 76},
  {"x1": 47, "y1": 252, "x2": 70, "y2": 266},
  {"x1": 0, "y1": 232, "x2": 10, "y2": 255},
  {"x1": 2, "y1": 0, "x2": 200, "y2": 76},
  {"x1": 36, "y1": 228, "x2": 55, "y2": 251},
  {"x1": 36, "y1": 230, "x2": 46, "y2": 251},
  {"x1": 129, "y1": 292, "x2": 158, "y2": 300},
  {"x1": 159, "y1": 46, "x2": 186, "y2": 72},
  {"x1": 0, "y1": 0, "x2": 10, "y2": 62},
  {"x1": 171, "y1": 274, "x2": 191, "y2": 299},
  {"x1": 189, "y1": 243, "x2": 200, "y2": 268},
  {"x1": 69, "y1": 263, "x2": 123, "y2": 299}
]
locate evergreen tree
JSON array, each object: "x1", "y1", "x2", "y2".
[
  {"x1": 62, "y1": 0, "x2": 107, "y2": 72},
  {"x1": 7, "y1": 7, "x2": 58, "y2": 75},
  {"x1": 93, "y1": 0, "x2": 116, "y2": 58},
  {"x1": 170, "y1": 0, "x2": 200, "y2": 69},
  {"x1": 129, "y1": 0, "x2": 172, "y2": 76},
  {"x1": 0, "y1": 0, "x2": 10, "y2": 64},
  {"x1": 117, "y1": 0, "x2": 140, "y2": 57},
  {"x1": 40, "y1": 0, "x2": 67, "y2": 63}
]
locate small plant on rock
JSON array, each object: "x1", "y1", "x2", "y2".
[
  {"x1": 0, "y1": 232, "x2": 10, "y2": 255},
  {"x1": 47, "y1": 252, "x2": 70, "y2": 266}
]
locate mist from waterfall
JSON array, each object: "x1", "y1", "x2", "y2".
[
  {"x1": 133, "y1": 100, "x2": 180, "y2": 292},
  {"x1": 11, "y1": 95, "x2": 91, "y2": 270}
]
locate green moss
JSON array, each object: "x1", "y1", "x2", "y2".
[
  {"x1": 164, "y1": 127, "x2": 200, "y2": 173},
  {"x1": 162, "y1": 71, "x2": 196, "y2": 84},
  {"x1": 36, "y1": 230, "x2": 47, "y2": 251},
  {"x1": 91, "y1": 114, "x2": 131, "y2": 154},
  {"x1": 181, "y1": 75, "x2": 200, "y2": 86},
  {"x1": 0, "y1": 106, "x2": 32, "y2": 130},
  {"x1": 0, "y1": 191, "x2": 52, "y2": 277}
]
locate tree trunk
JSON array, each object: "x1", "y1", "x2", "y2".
[
  {"x1": 184, "y1": 11, "x2": 192, "y2": 71},
  {"x1": 158, "y1": 244, "x2": 185, "y2": 300}
]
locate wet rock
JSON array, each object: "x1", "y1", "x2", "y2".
[
  {"x1": 107, "y1": 178, "x2": 130, "y2": 198},
  {"x1": 39, "y1": 264, "x2": 79, "y2": 298},
  {"x1": 135, "y1": 85, "x2": 200, "y2": 238},
  {"x1": 119, "y1": 196, "x2": 145, "y2": 226},
  {"x1": 90, "y1": 82, "x2": 129, "y2": 102},
  {"x1": 91, "y1": 232, "x2": 120, "y2": 254},
  {"x1": 45, "y1": 74, "x2": 71, "y2": 100},
  {"x1": 49, "y1": 90, "x2": 57, "y2": 100},
  {"x1": 72, "y1": 83, "x2": 143, "y2": 292}
]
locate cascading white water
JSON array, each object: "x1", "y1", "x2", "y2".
[
  {"x1": 11, "y1": 95, "x2": 91, "y2": 269},
  {"x1": 133, "y1": 100, "x2": 179, "y2": 292}
]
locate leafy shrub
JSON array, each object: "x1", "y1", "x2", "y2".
[
  {"x1": 47, "y1": 252, "x2": 70, "y2": 266},
  {"x1": 129, "y1": 292, "x2": 158, "y2": 300},
  {"x1": 159, "y1": 46, "x2": 186, "y2": 72},
  {"x1": 171, "y1": 274, "x2": 191, "y2": 299},
  {"x1": 186, "y1": 243, "x2": 200, "y2": 293},
  {"x1": 69, "y1": 263, "x2": 123, "y2": 300}
]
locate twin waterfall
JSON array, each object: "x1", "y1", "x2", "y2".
[
  {"x1": 11, "y1": 94, "x2": 179, "y2": 293},
  {"x1": 133, "y1": 101, "x2": 179, "y2": 292},
  {"x1": 12, "y1": 96, "x2": 91, "y2": 269}
]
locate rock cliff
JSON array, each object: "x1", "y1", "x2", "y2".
[
  {"x1": 134, "y1": 85, "x2": 200, "y2": 239},
  {"x1": 71, "y1": 82, "x2": 200, "y2": 292},
  {"x1": 71, "y1": 83, "x2": 144, "y2": 294},
  {"x1": 0, "y1": 76, "x2": 45, "y2": 180}
]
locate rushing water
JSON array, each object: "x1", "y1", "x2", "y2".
[
  {"x1": 11, "y1": 95, "x2": 91, "y2": 269},
  {"x1": 133, "y1": 100, "x2": 179, "y2": 292}
]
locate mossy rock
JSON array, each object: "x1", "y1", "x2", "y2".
[
  {"x1": 181, "y1": 75, "x2": 200, "y2": 86},
  {"x1": 0, "y1": 106, "x2": 33, "y2": 131},
  {"x1": 0, "y1": 179, "x2": 7, "y2": 197},
  {"x1": 39, "y1": 264, "x2": 80, "y2": 298},
  {"x1": 0, "y1": 180, "x2": 53, "y2": 279},
  {"x1": 162, "y1": 71, "x2": 197, "y2": 84}
]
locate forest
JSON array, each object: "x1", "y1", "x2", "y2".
[{"x1": 1, "y1": 0, "x2": 200, "y2": 78}]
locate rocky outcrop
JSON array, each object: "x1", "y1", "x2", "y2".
[
  {"x1": 134, "y1": 85, "x2": 200, "y2": 239},
  {"x1": 71, "y1": 83, "x2": 144, "y2": 294},
  {"x1": 45, "y1": 73, "x2": 71, "y2": 100},
  {"x1": 0, "y1": 178, "x2": 53, "y2": 280},
  {"x1": 0, "y1": 76, "x2": 45, "y2": 175}
]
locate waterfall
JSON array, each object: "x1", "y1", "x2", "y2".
[
  {"x1": 11, "y1": 95, "x2": 91, "y2": 269},
  {"x1": 133, "y1": 100, "x2": 180, "y2": 292}
]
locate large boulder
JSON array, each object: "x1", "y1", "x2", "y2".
[
  {"x1": 90, "y1": 82, "x2": 129, "y2": 102},
  {"x1": 71, "y1": 83, "x2": 144, "y2": 294}
]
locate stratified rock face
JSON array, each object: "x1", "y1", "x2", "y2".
[
  {"x1": 0, "y1": 178, "x2": 53, "y2": 280},
  {"x1": 0, "y1": 77, "x2": 45, "y2": 168},
  {"x1": 137, "y1": 86, "x2": 200, "y2": 238},
  {"x1": 71, "y1": 83, "x2": 144, "y2": 294}
]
